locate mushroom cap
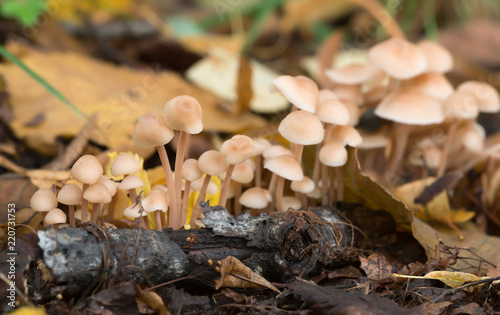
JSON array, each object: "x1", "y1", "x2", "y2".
[
  {"x1": 57, "y1": 184, "x2": 83, "y2": 205},
  {"x1": 163, "y1": 95, "x2": 203, "y2": 134},
  {"x1": 133, "y1": 112, "x2": 174, "y2": 148},
  {"x1": 220, "y1": 135, "x2": 255, "y2": 165},
  {"x1": 224, "y1": 160, "x2": 254, "y2": 184},
  {"x1": 262, "y1": 145, "x2": 294, "y2": 160},
  {"x1": 331, "y1": 84, "x2": 363, "y2": 105},
  {"x1": 325, "y1": 63, "x2": 385, "y2": 85},
  {"x1": 252, "y1": 137, "x2": 272, "y2": 156},
  {"x1": 375, "y1": 87, "x2": 444, "y2": 125},
  {"x1": 182, "y1": 158, "x2": 203, "y2": 182},
  {"x1": 279, "y1": 111, "x2": 324, "y2": 145},
  {"x1": 123, "y1": 204, "x2": 146, "y2": 218},
  {"x1": 269, "y1": 75, "x2": 319, "y2": 113},
  {"x1": 151, "y1": 184, "x2": 169, "y2": 194},
  {"x1": 119, "y1": 175, "x2": 145, "y2": 190},
  {"x1": 409, "y1": 146, "x2": 441, "y2": 169},
  {"x1": 417, "y1": 39, "x2": 453, "y2": 73},
  {"x1": 191, "y1": 176, "x2": 218, "y2": 195},
  {"x1": 306, "y1": 186, "x2": 321, "y2": 199},
  {"x1": 443, "y1": 90, "x2": 479, "y2": 120},
  {"x1": 264, "y1": 154, "x2": 304, "y2": 181},
  {"x1": 456, "y1": 122, "x2": 485, "y2": 152},
  {"x1": 340, "y1": 98, "x2": 360, "y2": 126},
  {"x1": 239, "y1": 187, "x2": 272, "y2": 209},
  {"x1": 316, "y1": 97, "x2": 350, "y2": 125},
  {"x1": 31, "y1": 188, "x2": 58, "y2": 212},
  {"x1": 319, "y1": 142, "x2": 348, "y2": 167},
  {"x1": 318, "y1": 89, "x2": 338, "y2": 103},
  {"x1": 111, "y1": 153, "x2": 141, "y2": 177},
  {"x1": 402, "y1": 72, "x2": 454, "y2": 101},
  {"x1": 280, "y1": 196, "x2": 302, "y2": 212},
  {"x1": 457, "y1": 81, "x2": 500, "y2": 113},
  {"x1": 291, "y1": 176, "x2": 315, "y2": 194},
  {"x1": 142, "y1": 189, "x2": 169, "y2": 213},
  {"x1": 44, "y1": 208, "x2": 67, "y2": 225},
  {"x1": 198, "y1": 150, "x2": 227, "y2": 176},
  {"x1": 327, "y1": 125, "x2": 363, "y2": 147},
  {"x1": 83, "y1": 182, "x2": 112, "y2": 204},
  {"x1": 71, "y1": 155, "x2": 103, "y2": 185},
  {"x1": 98, "y1": 175, "x2": 117, "y2": 197},
  {"x1": 368, "y1": 37, "x2": 427, "y2": 79}
]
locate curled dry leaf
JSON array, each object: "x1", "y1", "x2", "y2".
[
  {"x1": 214, "y1": 256, "x2": 280, "y2": 293},
  {"x1": 342, "y1": 147, "x2": 412, "y2": 230},
  {"x1": 135, "y1": 284, "x2": 171, "y2": 315}
]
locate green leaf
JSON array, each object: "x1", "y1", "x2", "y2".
[{"x1": 0, "y1": 0, "x2": 46, "y2": 27}]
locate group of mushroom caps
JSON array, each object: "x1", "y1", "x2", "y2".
[{"x1": 29, "y1": 35, "x2": 500, "y2": 230}]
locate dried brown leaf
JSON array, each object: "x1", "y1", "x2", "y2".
[
  {"x1": 412, "y1": 218, "x2": 500, "y2": 273},
  {"x1": 215, "y1": 256, "x2": 280, "y2": 293},
  {"x1": 360, "y1": 253, "x2": 394, "y2": 281}
]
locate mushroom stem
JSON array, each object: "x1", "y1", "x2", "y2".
[
  {"x1": 142, "y1": 215, "x2": 150, "y2": 230},
  {"x1": 42, "y1": 214, "x2": 48, "y2": 229},
  {"x1": 154, "y1": 210, "x2": 162, "y2": 230},
  {"x1": 436, "y1": 121, "x2": 459, "y2": 177},
  {"x1": 81, "y1": 183, "x2": 89, "y2": 223},
  {"x1": 219, "y1": 164, "x2": 236, "y2": 207},
  {"x1": 255, "y1": 155, "x2": 262, "y2": 188},
  {"x1": 156, "y1": 145, "x2": 179, "y2": 229},
  {"x1": 181, "y1": 181, "x2": 192, "y2": 226},
  {"x1": 294, "y1": 144, "x2": 305, "y2": 164},
  {"x1": 385, "y1": 123, "x2": 411, "y2": 178},
  {"x1": 312, "y1": 142, "x2": 323, "y2": 183},
  {"x1": 174, "y1": 131, "x2": 189, "y2": 216},
  {"x1": 335, "y1": 167, "x2": 344, "y2": 201},
  {"x1": 128, "y1": 188, "x2": 137, "y2": 204},
  {"x1": 160, "y1": 211, "x2": 167, "y2": 230},
  {"x1": 275, "y1": 176, "x2": 285, "y2": 212},
  {"x1": 329, "y1": 167, "x2": 336, "y2": 203},
  {"x1": 321, "y1": 164, "x2": 329, "y2": 206},
  {"x1": 68, "y1": 205, "x2": 76, "y2": 227},
  {"x1": 265, "y1": 173, "x2": 278, "y2": 213},
  {"x1": 233, "y1": 182, "x2": 242, "y2": 216},
  {"x1": 189, "y1": 175, "x2": 211, "y2": 227},
  {"x1": 90, "y1": 203, "x2": 102, "y2": 224}
]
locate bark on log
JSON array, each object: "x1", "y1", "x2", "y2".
[{"x1": 37, "y1": 203, "x2": 395, "y2": 287}]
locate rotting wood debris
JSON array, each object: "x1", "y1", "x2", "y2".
[{"x1": 35, "y1": 203, "x2": 395, "y2": 290}]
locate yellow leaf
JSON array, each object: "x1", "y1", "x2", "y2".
[
  {"x1": 2, "y1": 43, "x2": 266, "y2": 155},
  {"x1": 48, "y1": 0, "x2": 134, "y2": 25},
  {"x1": 25, "y1": 169, "x2": 79, "y2": 189},
  {"x1": 186, "y1": 49, "x2": 288, "y2": 113},
  {"x1": 9, "y1": 306, "x2": 47, "y2": 315},
  {"x1": 424, "y1": 271, "x2": 488, "y2": 288},
  {"x1": 394, "y1": 271, "x2": 489, "y2": 289},
  {"x1": 393, "y1": 177, "x2": 474, "y2": 225}
]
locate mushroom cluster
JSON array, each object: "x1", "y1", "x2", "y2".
[{"x1": 28, "y1": 35, "x2": 500, "y2": 231}]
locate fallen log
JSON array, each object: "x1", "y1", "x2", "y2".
[{"x1": 36, "y1": 203, "x2": 396, "y2": 289}]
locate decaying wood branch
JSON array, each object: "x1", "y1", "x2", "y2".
[{"x1": 36, "y1": 203, "x2": 395, "y2": 288}]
